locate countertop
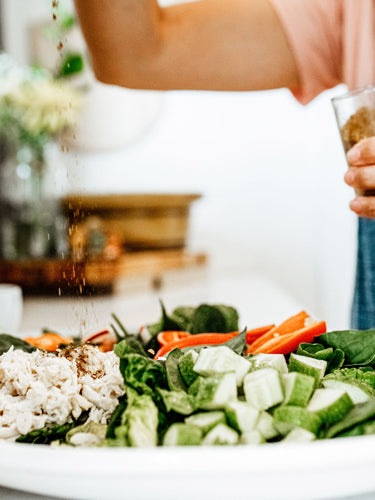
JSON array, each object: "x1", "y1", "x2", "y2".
[{"x1": 1, "y1": 269, "x2": 374, "y2": 500}]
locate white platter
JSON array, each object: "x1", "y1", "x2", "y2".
[{"x1": 1, "y1": 435, "x2": 375, "y2": 500}]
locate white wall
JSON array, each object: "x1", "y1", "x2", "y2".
[{"x1": 1, "y1": 0, "x2": 357, "y2": 329}]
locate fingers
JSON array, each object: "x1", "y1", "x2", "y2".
[
  {"x1": 350, "y1": 196, "x2": 375, "y2": 219},
  {"x1": 347, "y1": 137, "x2": 375, "y2": 165},
  {"x1": 345, "y1": 165, "x2": 375, "y2": 191}
]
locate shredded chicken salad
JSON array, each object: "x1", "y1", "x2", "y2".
[{"x1": 0, "y1": 345, "x2": 125, "y2": 440}]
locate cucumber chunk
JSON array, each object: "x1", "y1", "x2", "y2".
[
  {"x1": 193, "y1": 346, "x2": 251, "y2": 386},
  {"x1": 307, "y1": 388, "x2": 354, "y2": 424},
  {"x1": 251, "y1": 353, "x2": 288, "y2": 374},
  {"x1": 243, "y1": 368, "x2": 284, "y2": 410},
  {"x1": 225, "y1": 401, "x2": 260, "y2": 433},
  {"x1": 158, "y1": 388, "x2": 196, "y2": 415},
  {"x1": 288, "y1": 353, "x2": 327, "y2": 388},
  {"x1": 202, "y1": 423, "x2": 239, "y2": 446},
  {"x1": 256, "y1": 411, "x2": 280, "y2": 440},
  {"x1": 162, "y1": 423, "x2": 202, "y2": 446},
  {"x1": 178, "y1": 350, "x2": 199, "y2": 386},
  {"x1": 282, "y1": 427, "x2": 316, "y2": 442},
  {"x1": 240, "y1": 429, "x2": 265, "y2": 445},
  {"x1": 325, "y1": 399, "x2": 375, "y2": 438},
  {"x1": 189, "y1": 373, "x2": 237, "y2": 410},
  {"x1": 282, "y1": 372, "x2": 315, "y2": 407},
  {"x1": 273, "y1": 406, "x2": 322, "y2": 436},
  {"x1": 185, "y1": 411, "x2": 226, "y2": 435},
  {"x1": 322, "y1": 376, "x2": 375, "y2": 404}
]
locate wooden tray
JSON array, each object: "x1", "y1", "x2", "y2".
[{"x1": 0, "y1": 250, "x2": 208, "y2": 295}]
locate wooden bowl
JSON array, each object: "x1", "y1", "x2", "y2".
[{"x1": 62, "y1": 193, "x2": 202, "y2": 250}]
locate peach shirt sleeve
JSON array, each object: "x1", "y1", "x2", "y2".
[{"x1": 268, "y1": 0, "x2": 343, "y2": 104}]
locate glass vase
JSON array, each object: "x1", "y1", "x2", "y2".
[{"x1": 0, "y1": 140, "x2": 68, "y2": 260}]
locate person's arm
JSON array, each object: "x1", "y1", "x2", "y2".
[
  {"x1": 345, "y1": 138, "x2": 375, "y2": 218},
  {"x1": 73, "y1": 0, "x2": 299, "y2": 92}
]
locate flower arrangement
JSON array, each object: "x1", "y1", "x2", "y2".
[{"x1": 0, "y1": 53, "x2": 83, "y2": 161}]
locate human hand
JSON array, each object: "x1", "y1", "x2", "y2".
[{"x1": 344, "y1": 137, "x2": 375, "y2": 218}]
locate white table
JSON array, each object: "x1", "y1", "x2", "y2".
[{"x1": 1, "y1": 270, "x2": 373, "y2": 500}]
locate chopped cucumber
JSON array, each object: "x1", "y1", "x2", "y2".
[
  {"x1": 162, "y1": 423, "x2": 202, "y2": 446},
  {"x1": 325, "y1": 399, "x2": 375, "y2": 438},
  {"x1": 202, "y1": 423, "x2": 239, "y2": 446},
  {"x1": 282, "y1": 372, "x2": 315, "y2": 407},
  {"x1": 307, "y1": 388, "x2": 354, "y2": 425},
  {"x1": 243, "y1": 368, "x2": 284, "y2": 410},
  {"x1": 189, "y1": 373, "x2": 237, "y2": 410},
  {"x1": 185, "y1": 411, "x2": 226, "y2": 435},
  {"x1": 273, "y1": 406, "x2": 322, "y2": 436},
  {"x1": 256, "y1": 411, "x2": 280, "y2": 440},
  {"x1": 158, "y1": 388, "x2": 196, "y2": 415},
  {"x1": 225, "y1": 401, "x2": 260, "y2": 433},
  {"x1": 251, "y1": 353, "x2": 288, "y2": 374},
  {"x1": 193, "y1": 346, "x2": 251, "y2": 386},
  {"x1": 322, "y1": 376, "x2": 375, "y2": 404},
  {"x1": 282, "y1": 427, "x2": 316, "y2": 442},
  {"x1": 288, "y1": 353, "x2": 327, "y2": 388},
  {"x1": 240, "y1": 429, "x2": 265, "y2": 445},
  {"x1": 178, "y1": 350, "x2": 199, "y2": 386}
]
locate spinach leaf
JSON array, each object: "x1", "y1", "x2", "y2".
[
  {"x1": 191, "y1": 304, "x2": 226, "y2": 334},
  {"x1": 0, "y1": 334, "x2": 36, "y2": 356},
  {"x1": 146, "y1": 301, "x2": 185, "y2": 337},
  {"x1": 223, "y1": 327, "x2": 248, "y2": 355},
  {"x1": 214, "y1": 305, "x2": 239, "y2": 332},
  {"x1": 114, "y1": 341, "x2": 168, "y2": 404},
  {"x1": 191, "y1": 304, "x2": 239, "y2": 334},
  {"x1": 171, "y1": 306, "x2": 196, "y2": 331},
  {"x1": 165, "y1": 348, "x2": 188, "y2": 392},
  {"x1": 317, "y1": 329, "x2": 375, "y2": 366},
  {"x1": 297, "y1": 343, "x2": 345, "y2": 373},
  {"x1": 16, "y1": 412, "x2": 89, "y2": 445},
  {"x1": 106, "y1": 395, "x2": 127, "y2": 439},
  {"x1": 113, "y1": 336, "x2": 148, "y2": 357},
  {"x1": 159, "y1": 301, "x2": 184, "y2": 331}
]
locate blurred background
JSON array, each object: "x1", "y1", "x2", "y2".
[{"x1": 0, "y1": 0, "x2": 357, "y2": 330}]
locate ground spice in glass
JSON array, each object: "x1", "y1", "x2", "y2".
[{"x1": 340, "y1": 106, "x2": 375, "y2": 152}]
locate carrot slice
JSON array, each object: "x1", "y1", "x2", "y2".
[
  {"x1": 154, "y1": 332, "x2": 238, "y2": 360},
  {"x1": 23, "y1": 333, "x2": 73, "y2": 352},
  {"x1": 248, "y1": 311, "x2": 310, "y2": 352},
  {"x1": 157, "y1": 331, "x2": 191, "y2": 347},
  {"x1": 245, "y1": 324, "x2": 275, "y2": 345},
  {"x1": 249, "y1": 321, "x2": 327, "y2": 355}
]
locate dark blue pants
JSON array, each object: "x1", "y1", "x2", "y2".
[{"x1": 351, "y1": 217, "x2": 375, "y2": 330}]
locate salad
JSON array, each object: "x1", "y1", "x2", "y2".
[{"x1": 1, "y1": 302, "x2": 375, "y2": 447}]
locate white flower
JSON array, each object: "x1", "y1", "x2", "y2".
[{"x1": 6, "y1": 79, "x2": 83, "y2": 136}]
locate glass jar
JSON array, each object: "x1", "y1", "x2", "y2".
[{"x1": 0, "y1": 140, "x2": 68, "y2": 260}]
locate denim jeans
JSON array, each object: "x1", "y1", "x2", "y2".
[{"x1": 351, "y1": 217, "x2": 375, "y2": 330}]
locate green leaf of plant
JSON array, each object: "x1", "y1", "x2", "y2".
[
  {"x1": 191, "y1": 304, "x2": 227, "y2": 334},
  {"x1": 0, "y1": 334, "x2": 36, "y2": 356},
  {"x1": 165, "y1": 348, "x2": 188, "y2": 392},
  {"x1": 317, "y1": 329, "x2": 375, "y2": 366}
]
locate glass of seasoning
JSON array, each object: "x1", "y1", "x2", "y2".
[{"x1": 332, "y1": 85, "x2": 375, "y2": 196}]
